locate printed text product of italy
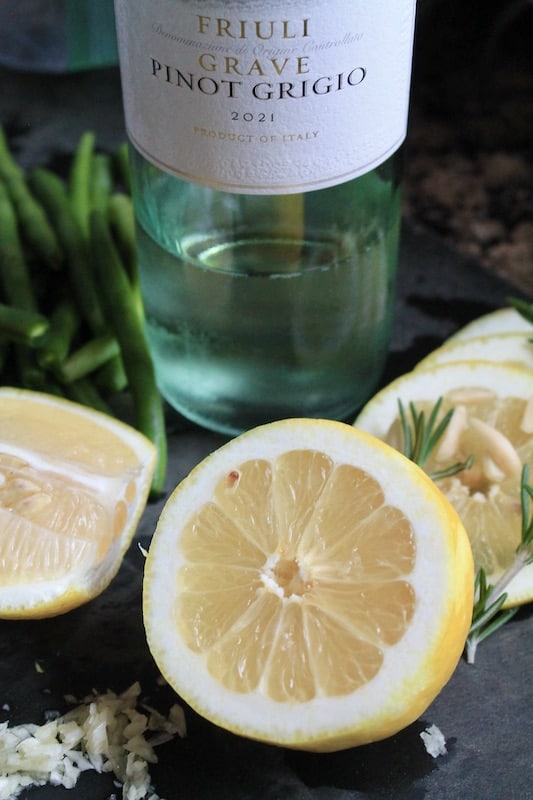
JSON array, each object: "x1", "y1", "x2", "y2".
[{"x1": 114, "y1": 0, "x2": 416, "y2": 434}]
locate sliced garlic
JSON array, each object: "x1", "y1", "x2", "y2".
[
  {"x1": 469, "y1": 416, "x2": 522, "y2": 480},
  {"x1": 480, "y1": 453, "x2": 506, "y2": 484},
  {"x1": 435, "y1": 404, "x2": 468, "y2": 463}
]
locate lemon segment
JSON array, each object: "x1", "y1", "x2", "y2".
[
  {"x1": 143, "y1": 418, "x2": 473, "y2": 752},
  {"x1": 0, "y1": 387, "x2": 156, "y2": 619}
]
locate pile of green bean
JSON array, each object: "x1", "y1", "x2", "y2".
[{"x1": 0, "y1": 126, "x2": 167, "y2": 495}]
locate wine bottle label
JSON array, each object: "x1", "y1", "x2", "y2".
[{"x1": 115, "y1": 0, "x2": 416, "y2": 194}]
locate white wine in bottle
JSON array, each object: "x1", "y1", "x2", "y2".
[{"x1": 114, "y1": 0, "x2": 417, "y2": 435}]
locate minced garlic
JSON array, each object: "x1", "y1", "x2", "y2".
[
  {"x1": 0, "y1": 682, "x2": 185, "y2": 800},
  {"x1": 420, "y1": 723, "x2": 447, "y2": 758}
]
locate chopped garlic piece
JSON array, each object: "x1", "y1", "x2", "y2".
[
  {"x1": 435, "y1": 404, "x2": 467, "y2": 462},
  {"x1": 481, "y1": 453, "x2": 507, "y2": 483},
  {"x1": 469, "y1": 417, "x2": 522, "y2": 480},
  {"x1": 138, "y1": 542, "x2": 149, "y2": 558},
  {"x1": 0, "y1": 682, "x2": 185, "y2": 800},
  {"x1": 420, "y1": 723, "x2": 447, "y2": 757}
]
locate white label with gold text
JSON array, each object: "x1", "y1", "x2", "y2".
[{"x1": 114, "y1": 0, "x2": 417, "y2": 194}]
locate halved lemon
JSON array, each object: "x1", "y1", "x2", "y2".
[
  {"x1": 0, "y1": 387, "x2": 156, "y2": 619},
  {"x1": 354, "y1": 362, "x2": 533, "y2": 607},
  {"x1": 416, "y1": 332, "x2": 533, "y2": 372},
  {"x1": 143, "y1": 418, "x2": 473, "y2": 752},
  {"x1": 447, "y1": 307, "x2": 531, "y2": 342}
]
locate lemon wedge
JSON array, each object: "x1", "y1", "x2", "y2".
[
  {"x1": 417, "y1": 332, "x2": 533, "y2": 372},
  {"x1": 0, "y1": 387, "x2": 156, "y2": 619},
  {"x1": 355, "y1": 362, "x2": 533, "y2": 607}
]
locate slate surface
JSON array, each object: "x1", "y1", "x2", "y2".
[{"x1": 0, "y1": 65, "x2": 532, "y2": 800}]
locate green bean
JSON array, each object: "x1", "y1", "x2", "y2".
[
  {"x1": 108, "y1": 192, "x2": 136, "y2": 276},
  {"x1": 12, "y1": 345, "x2": 47, "y2": 390},
  {"x1": 66, "y1": 378, "x2": 113, "y2": 415},
  {"x1": 93, "y1": 353, "x2": 129, "y2": 394},
  {"x1": 90, "y1": 152, "x2": 113, "y2": 214},
  {"x1": 37, "y1": 298, "x2": 79, "y2": 369},
  {"x1": 0, "y1": 303, "x2": 49, "y2": 346},
  {"x1": 89, "y1": 209, "x2": 167, "y2": 495},
  {"x1": 28, "y1": 167, "x2": 107, "y2": 334},
  {"x1": 69, "y1": 131, "x2": 95, "y2": 238},
  {"x1": 58, "y1": 334, "x2": 121, "y2": 384},
  {"x1": 0, "y1": 125, "x2": 63, "y2": 269},
  {"x1": 109, "y1": 190, "x2": 135, "y2": 234},
  {"x1": 108, "y1": 193, "x2": 142, "y2": 317},
  {"x1": 0, "y1": 179, "x2": 38, "y2": 311},
  {"x1": 0, "y1": 179, "x2": 52, "y2": 388},
  {"x1": 28, "y1": 372, "x2": 66, "y2": 396}
]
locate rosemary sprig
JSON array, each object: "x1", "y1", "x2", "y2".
[
  {"x1": 465, "y1": 571, "x2": 518, "y2": 663},
  {"x1": 465, "y1": 465, "x2": 533, "y2": 664},
  {"x1": 398, "y1": 398, "x2": 474, "y2": 480}
]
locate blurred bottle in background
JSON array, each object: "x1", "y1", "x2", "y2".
[{"x1": 0, "y1": 0, "x2": 118, "y2": 73}]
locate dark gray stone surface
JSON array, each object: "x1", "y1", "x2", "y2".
[
  {"x1": 1, "y1": 429, "x2": 531, "y2": 800},
  {"x1": 0, "y1": 64, "x2": 531, "y2": 800}
]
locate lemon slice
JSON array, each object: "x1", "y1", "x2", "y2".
[
  {"x1": 143, "y1": 418, "x2": 473, "y2": 752},
  {"x1": 417, "y1": 332, "x2": 533, "y2": 371},
  {"x1": 354, "y1": 362, "x2": 533, "y2": 607},
  {"x1": 447, "y1": 307, "x2": 531, "y2": 342},
  {"x1": 0, "y1": 387, "x2": 156, "y2": 619}
]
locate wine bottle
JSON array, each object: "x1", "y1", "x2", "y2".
[{"x1": 114, "y1": 0, "x2": 417, "y2": 435}]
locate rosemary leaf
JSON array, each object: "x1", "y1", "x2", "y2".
[
  {"x1": 431, "y1": 455, "x2": 474, "y2": 482},
  {"x1": 398, "y1": 397, "x2": 468, "y2": 479},
  {"x1": 507, "y1": 296, "x2": 533, "y2": 326}
]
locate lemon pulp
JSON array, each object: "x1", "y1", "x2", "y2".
[{"x1": 177, "y1": 451, "x2": 417, "y2": 702}]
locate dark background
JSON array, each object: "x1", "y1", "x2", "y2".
[{"x1": 406, "y1": 0, "x2": 533, "y2": 294}]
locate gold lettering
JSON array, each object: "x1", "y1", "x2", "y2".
[
  {"x1": 217, "y1": 18, "x2": 234, "y2": 37},
  {"x1": 196, "y1": 15, "x2": 210, "y2": 34},
  {"x1": 247, "y1": 59, "x2": 266, "y2": 76},
  {"x1": 196, "y1": 16, "x2": 311, "y2": 40},
  {"x1": 225, "y1": 56, "x2": 242, "y2": 75},
  {"x1": 198, "y1": 53, "x2": 216, "y2": 72},
  {"x1": 281, "y1": 20, "x2": 296, "y2": 39},
  {"x1": 271, "y1": 58, "x2": 289, "y2": 76},
  {"x1": 255, "y1": 21, "x2": 275, "y2": 40},
  {"x1": 198, "y1": 53, "x2": 308, "y2": 78}
]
